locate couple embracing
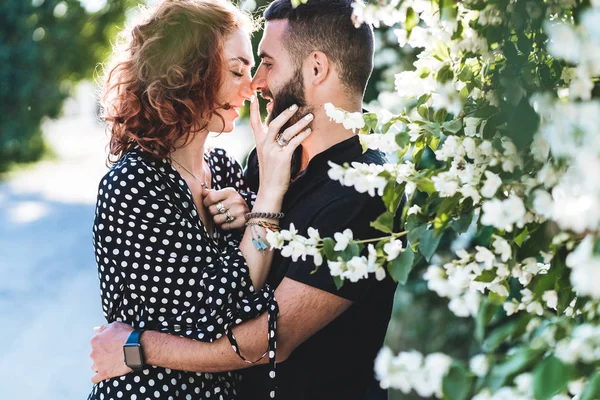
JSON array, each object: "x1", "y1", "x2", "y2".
[{"x1": 88, "y1": 0, "x2": 397, "y2": 399}]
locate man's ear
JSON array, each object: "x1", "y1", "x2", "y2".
[{"x1": 306, "y1": 51, "x2": 330, "y2": 86}]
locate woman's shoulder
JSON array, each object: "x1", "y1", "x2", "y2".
[{"x1": 98, "y1": 150, "x2": 167, "y2": 198}]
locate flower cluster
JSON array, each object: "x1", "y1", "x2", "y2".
[{"x1": 374, "y1": 347, "x2": 453, "y2": 398}]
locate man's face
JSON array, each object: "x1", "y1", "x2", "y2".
[{"x1": 252, "y1": 20, "x2": 313, "y2": 130}]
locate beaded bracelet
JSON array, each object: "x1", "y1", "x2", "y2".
[{"x1": 245, "y1": 211, "x2": 285, "y2": 221}]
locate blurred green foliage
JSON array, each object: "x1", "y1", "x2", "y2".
[{"x1": 0, "y1": 0, "x2": 136, "y2": 172}]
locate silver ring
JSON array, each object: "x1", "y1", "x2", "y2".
[
  {"x1": 276, "y1": 135, "x2": 288, "y2": 147},
  {"x1": 216, "y1": 202, "x2": 227, "y2": 214},
  {"x1": 225, "y1": 210, "x2": 235, "y2": 223}
]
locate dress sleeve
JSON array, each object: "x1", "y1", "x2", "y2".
[{"x1": 210, "y1": 148, "x2": 256, "y2": 209}]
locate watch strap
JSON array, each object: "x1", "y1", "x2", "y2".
[{"x1": 126, "y1": 330, "x2": 143, "y2": 346}]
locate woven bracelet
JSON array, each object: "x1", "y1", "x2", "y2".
[
  {"x1": 245, "y1": 221, "x2": 281, "y2": 231},
  {"x1": 245, "y1": 212, "x2": 285, "y2": 221}
]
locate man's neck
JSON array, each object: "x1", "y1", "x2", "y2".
[{"x1": 298, "y1": 101, "x2": 361, "y2": 171}]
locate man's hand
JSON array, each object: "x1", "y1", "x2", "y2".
[
  {"x1": 90, "y1": 322, "x2": 134, "y2": 384},
  {"x1": 203, "y1": 187, "x2": 249, "y2": 230}
]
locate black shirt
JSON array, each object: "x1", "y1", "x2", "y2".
[{"x1": 241, "y1": 136, "x2": 398, "y2": 400}]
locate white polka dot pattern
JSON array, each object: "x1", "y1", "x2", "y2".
[{"x1": 88, "y1": 148, "x2": 277, "y2": 400}]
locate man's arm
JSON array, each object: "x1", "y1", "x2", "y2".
[{"x1": 91, "y1": 277, "x2": 351, "y2": 383}]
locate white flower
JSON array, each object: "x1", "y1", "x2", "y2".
[
  {"x1": 407, "y1": 204, "x2": 422, "y2": 216},
  {"x1": 431, "y1": 82, "x2": 464, "y2": 115},
  {"x1": 464, "y1": 117, "x2": 481, "y2": 137},
  {"x1": 481, "y1": 171, "x2": 502, "y2": 198},
  {"x1": 432, "y1": 172, "x2": 460, "y2": 197},
  {"x1": 533, "y1": 189, "x2": 553, "y2": 218},
  {"x1": 324, "y1": 102, "x2": 345, "y2": 123},
  {"x1": 449, "y1": 290, "x2": 481, "y2": 317},
  {"x1": 492, "y1": 236, "x2": 511, "y2": 262},
  {"x1": 531, "y1": 134, "x2": 550, "y2": 162},
  {"x1": 333, "y1": 229, "x2": 354, "y2": 251},
  {"x1": 503, "y1": 301, "x2": 519, "y2": 316},
  {"x1": 460, "y1": 185, "x2": 481, "y2": 204},
  {"x1": 306, "y1": 227, "x2": 321, "y2": 245},
  {"x1": 328, "y1": 260, "x2": 346, "y2": 277},
  {"x1": 342, "y1": 112, "x2": 366, "y2": 133},
  {"x1": 281, "y1": 240, "x2": 308, "y2": 262},
  {"x1": 481, "y1": 195, "x2": 526, "y2": 232},
  {"x1": 266, "y1": 229, "x2": 284, "y2": 249},
  {"x1": 383, "y1": 239, "x2": 404, "y2": 261},
  {"x1": 344, "y1": 256, "x2": 369, "y2": 282},
  {"x1": 469, "y1": 354, "x2": 489, "y2": 377},
  {"x1": 475, "y1": 246, "x2": 496, "y2": 270},
  {"x1": 542, "y1": 290, "x2": 558, "y2": 310},
  {"x1": 546, "y1": 22, "x2": 581, "y2": 63}
]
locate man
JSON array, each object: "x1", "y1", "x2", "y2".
[{"x1": 90, "y1": 1, "x2": 398, "y2": 399}]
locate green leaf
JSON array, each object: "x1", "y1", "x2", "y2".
[
  {"x1": 433, "y1": 109, "x2": 448, "y2": 123},
  {"x1": 333, "y1": 275, "x2": 344, "y2": 290},
  {"x1": 405, "y1": 7, "x2": 419, "y2": 35},
  {"x1": 452, "y1": 213, "x2": 473, "y2": 233},
  {"x1": 423, "y1": 122, "x2": 441, "y2": 137},
  {"x1": 418, "y1": 104, "x2": 430, "y2": 120},
  {"x1": 442, "y1": 119, "x2": 463, "y2": 134},
  {"x1": 322, "y1": 238, "x2": 336, "y2": 260},
  {"x1": 363, "y1": 112, "x2": 378, "y2": 131},
  {"x1": 580, "y1": 370, "x2": 600, "y2": 400},
  {"x1": 475, "y1": 298, "x2": 498, "y2": 344},
  {"x1": 419, "y1": 228, "x2": 442, "y2": 262},
  {"x1": 514, "y1": 227, "x2": 529, "y2": 247},
  {"x1": 408, "y1": 224, "x2": 426, "y2": 245},
  {"x1": 437, "y1": 64, "x2": 454, "y2": 83},
  {"x1": 382, "y1": 182, "x2": 405, "y2": 214},
  {"x1": 488, "y1": 286, "x2": 509, "y2": 306},
  {"x1": 337, "y1": 242, "x2": 361, "y2": 262},
  {"x1": 533, "y1": 356, "x2": 573, "y2": 400},
  {"x1": 442, "y1": 363, "x2": 472, "y2": 400},
  {"x1": 389, "y1": 245, "x2": 415, "y2": 284},
  {"x1": 371, "y1": 212, "x2": 395, "y2": 234},
  {"x1": 414, "y1": 177, "x2": 436, "y2": 194},
  {"x1": 487, "y1": 347, "x2": 545, "y2": 392},
  {"x1": 482, "y1": 320, "x2": 519, "y2": 352},
  {"x1": 474, "y1": 270, "x2": 497, "y2": 283},
  {"x1": 395, "y1": 131, "x2": 410, "y2": 148}
]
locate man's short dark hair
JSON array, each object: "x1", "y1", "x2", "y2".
[{"x1": 264, "y1": 0, "x2": 374, "y2": 96}]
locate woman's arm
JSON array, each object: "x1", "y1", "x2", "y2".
[{"x1": 207, "y1": 100, "x2": 313, "y2": 290}]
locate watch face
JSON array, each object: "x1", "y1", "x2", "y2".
[{"x1": 124, "y1": 345, "x2": 143, "y2": 367}]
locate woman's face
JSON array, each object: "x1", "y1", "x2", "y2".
[{"x1": 206, "y1": 29, "x2": 255, "y2": 133}]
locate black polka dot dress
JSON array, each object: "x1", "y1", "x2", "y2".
[{"x1": 88, "y1": 148, "x2": 277, "y2": 400}]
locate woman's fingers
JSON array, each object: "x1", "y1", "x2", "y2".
[
  {"x1": 249, "y1": 94, "x2": 265, "y2": 143},
  {"x1": 285, "y1": 127, "x2": 312, "y2": 153},
  {"x1": 265, "y1": 104, "x2": 300, "y2": 142},
  {"x1": 277, "y1": 112, "x2": 313, "y2": 146}
]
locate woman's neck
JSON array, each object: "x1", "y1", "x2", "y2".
[{"x1": 169, "y1": 129, "x2": 210, "y2": 175}]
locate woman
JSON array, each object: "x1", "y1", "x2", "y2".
[{"x1": 88, "y1": 0, "x2": 312, "y2": 399}]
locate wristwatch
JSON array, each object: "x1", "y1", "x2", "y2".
[{"x1": 123, "y1": 330, "x2": 145, "y2": 371}]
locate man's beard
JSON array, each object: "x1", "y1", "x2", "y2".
[
  {"x1": 265, "y1": 70, "x2": 313, "y2": 133},
  {"x1": 263, "y1": 70, "x2": 312, "y2": 178}
]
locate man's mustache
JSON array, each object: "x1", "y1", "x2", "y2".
[{"x1": 260, "y1": 90, "x2": 273, "y2": 100}]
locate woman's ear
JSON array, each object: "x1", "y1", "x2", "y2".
[{"x1": 306, "y1": 51, "x2": 330, "y2": 86}]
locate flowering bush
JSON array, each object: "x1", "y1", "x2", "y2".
[{"x1": 268, "y1": 0, "x2": 600, "y2": 398}]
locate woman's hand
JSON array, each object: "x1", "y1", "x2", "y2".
[
  {"x1": 90, "y1": 322, "x2": 134, "y2": 384},
  {"x1": 203, "y1": 187, "x2": 249, "y2": 230},
  {"x1": 249, "y1": 95, "x2": 313, "y2": 197}
]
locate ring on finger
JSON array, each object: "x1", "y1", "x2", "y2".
[
  {"x1": 216, "y1": 202, "x2": 227, "y2": 214},
  {"x1": 276, "y1": 135, "x2": 288, "y2": 148},
  {"x1": 225, "y1": 210, "x2": 235, "y2": 223}
]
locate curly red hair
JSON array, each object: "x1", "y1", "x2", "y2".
[{"x1": 100, "y1": 0, "x2": 254, "y2": 163}]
